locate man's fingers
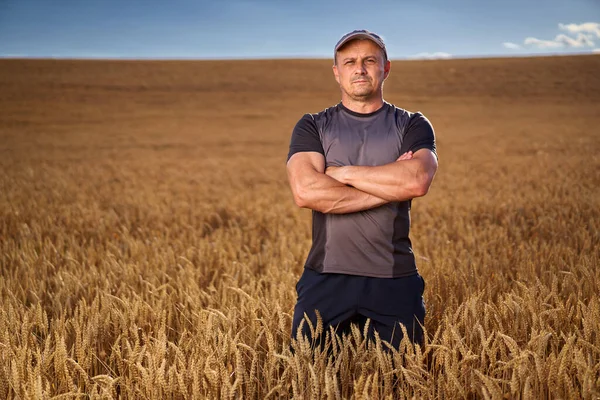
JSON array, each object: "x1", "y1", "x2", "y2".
[
  {"x1": 397, "y1": 151, "x2": 413, "y2": 161},
  {"x1": 325, "y1": 166, "x2": 346, "y2": 184}
]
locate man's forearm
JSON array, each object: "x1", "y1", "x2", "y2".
[
  {"x1": 293, "y1": 173, "x2": 388, "y2": 214},
  {"x1": 343, "y1": 160, "x2": 423, "y2": 201},
  {"x1": 329, "y1": 152, "x2": 436, "y2": 202}
]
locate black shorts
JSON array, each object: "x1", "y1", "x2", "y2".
[{"x1": 291, "y1": 268, "x2": 426, "y2": 350}]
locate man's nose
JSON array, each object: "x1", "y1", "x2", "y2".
[{"x1": 355, "y1": 63, "x2": 367, "y2": 74}]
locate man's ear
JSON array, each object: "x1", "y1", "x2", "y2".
[
  {"x1": 383, "y1": 60, "x2": 391, "y2": 80},
  {"x1": 332, "y1": 64, "x2": 340, "y2": 84}
]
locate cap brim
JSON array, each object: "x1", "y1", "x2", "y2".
[{"x1": 335, "y1": 33, "x2": 382, "y2": 52}]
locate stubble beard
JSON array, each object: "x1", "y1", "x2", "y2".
[{"x1": 345, "y1": 81, "x2": 382, "y2": 102}]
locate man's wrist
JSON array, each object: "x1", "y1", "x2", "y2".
[{"x1": 342, "y1": 165, "x2": 357, "y2": 186}]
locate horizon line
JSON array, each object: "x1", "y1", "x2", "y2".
[{"x1": 1, "y1": 51, "x2": 598, "y2": 62}]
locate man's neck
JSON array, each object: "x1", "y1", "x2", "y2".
[{"x1": 341, "y1": 97, "x2": 385, "y2": 114}]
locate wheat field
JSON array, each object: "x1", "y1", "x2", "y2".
[{"x1": 1, "y1": 55, "x2": 599, "y2": 399}]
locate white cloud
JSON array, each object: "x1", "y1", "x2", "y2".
[
  {"x1": 508, "y1": 21, "x2": 599, "y2": 52},
  {"x1": 559, "y1": 22, "x2": 600, "y2": 38},
  {"x1": 503, "y1": 42, "x2": 521, "y2": 49},
  {"x1": 555, "y1": 33, "x2": 594, "y2": 47},
  {"x1": 407, "y1": 52, "x2": 452, "y2": 60},
  {"x1": 524, "y1": 37, "x2": 564, "y2": 49},
  {"x1": 593, "y1": 48, "x2": 600, "y2": 53}
]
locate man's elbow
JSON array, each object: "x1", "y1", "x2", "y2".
[
  {"x1": 292, "y1": 186, "x2": 307, "y2": 208},
  {"x1": 293, "y1": 192, "x2": 309, "y2": 208},
  {"x1": 412, "y1": 182, "x2": 430, "y2": 198},
  {"x1": 412, "y1": 164, "x2": 437, "y2": 198},
  {"x1": 293, "y1": 188, "x2": 332, "y2": 213},
  {"x1": 403, "y1": 175, "x2": 434, "y2": 199},
  {"x1": 292, "y1": 186, "x2": 315, "y2": 209}
]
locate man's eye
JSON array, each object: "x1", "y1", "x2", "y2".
[{"x1": 345, "y1": 61, "x2": 354, "y2": 65}]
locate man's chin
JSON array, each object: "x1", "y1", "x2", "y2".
[{"x1": 350, "y1": 91, "x2": 376, "y2": 100}]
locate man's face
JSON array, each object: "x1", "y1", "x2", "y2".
[{"x1": 333, "y1": 39, "x2": 391, "y2": 102}]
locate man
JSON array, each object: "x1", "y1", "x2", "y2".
[{"x1": 286, "y1": 30, "x2": 438, "y2": 349}]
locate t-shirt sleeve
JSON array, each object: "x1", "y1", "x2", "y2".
[
  {"x1": 400, "y1": 112, "x2": 438, "y2": 159},
  {"x1": 287, "y1": 114, "x2": 324, "y2": 162}
]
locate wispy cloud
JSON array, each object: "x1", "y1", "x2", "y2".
[
  {"x1": 509, "y1": 22, "x2": 599, "y2": 51},
  {"x1": 558, "y1": 22, "x2": 600, "y2": 38},
  {"x1": 523, "y1": 37, "x2": 564, "y2": 49},
  {"x1": 555, "y1": 33, "x2": 595, "y2": 47},
  {"x1": 503, "y1": 42, "x2": 521, "y2": 50},
  {"x1": 407, "y1": 52, "x2": 452, "y2": 60}
]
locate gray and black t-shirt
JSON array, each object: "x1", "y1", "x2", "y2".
[{"x1": 288, "y1": 102, "x2": 437, "y2": 278}]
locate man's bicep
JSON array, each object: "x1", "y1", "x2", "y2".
[
  {"x1": 413, "y1": 148, "x2": 438, "y2": 180},
  {"x1": 287, "y1": 151, "x2": 326, "y2": 177},
  {"x1": 287, "y1": 152, "x2": 327, "y2": 208}
]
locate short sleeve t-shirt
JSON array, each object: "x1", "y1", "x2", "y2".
[{"x1": 287, "y1": 102, "x2": 437, "y2": 278}]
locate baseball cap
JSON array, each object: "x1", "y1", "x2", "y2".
[{"x1": 334, "y1": 30, "x2": 388, "y2": 60}]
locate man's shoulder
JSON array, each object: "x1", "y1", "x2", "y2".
[
  {"x1": 385, "y1": 103, "x2": 432, "y2": 133},
  {"x1": 292, "y1": 104, "x2": 342, "y2": 137},
  {"x1": 296, "y1": 104, "x2": 342, "y2": 132},
  {"x1": 309, "y1": 103, "x2": 342, "y2": 120},
  {"x1": 386, "y1": 102, "x2": 420, "y2": 119}
]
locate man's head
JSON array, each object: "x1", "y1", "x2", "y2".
[
  {"x1": 333, "y1": 30, "x2": 391, "y2": 104},
  {"x1": 333, "y1": 30, "x2": 388, "y2": 65}
]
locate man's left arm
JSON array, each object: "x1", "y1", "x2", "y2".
[
  {"x1": 326, "y1": 149, "x2": 437, "y2": 202},
  {"x1": 326, "y1": 112, "x2": 438, "y2": 202}
]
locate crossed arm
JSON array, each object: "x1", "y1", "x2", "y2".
[{"x1": 286, "y1": 148, "x2": 438, "y2": 214}]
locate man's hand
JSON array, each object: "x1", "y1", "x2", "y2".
[
  {"x1": 324, "y1": 165, "x2": 346, "y2": 184},
  {"x1": 396, "y1": 151, "x2": 414, "y2": 161},
  {"x1": 325, "y1": 151, "x2": 414, "y2": 185}
]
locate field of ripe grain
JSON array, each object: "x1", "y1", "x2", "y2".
[{"x1": 1, "y1": 55, "x2": 599, "y2": 399}]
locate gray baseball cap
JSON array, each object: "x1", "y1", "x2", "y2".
[{"x1": 334, "y1": 30, "x2": 388, "y2": 60}]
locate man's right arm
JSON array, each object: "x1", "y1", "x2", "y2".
[{"x1": 287, "y1": 151, "x2": 388, "y2": 214}]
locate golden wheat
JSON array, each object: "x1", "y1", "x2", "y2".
[{"x1": 1, "y1": 55, "x2": 599, "y2": 398}]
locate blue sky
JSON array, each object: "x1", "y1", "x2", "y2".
[{"x1": 0, "y1": 0, "x2": 599, "y2": 59}]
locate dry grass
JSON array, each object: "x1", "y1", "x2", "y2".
[{"x1": 1, "y1": 55, "x2": 599, "y2": 398}]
